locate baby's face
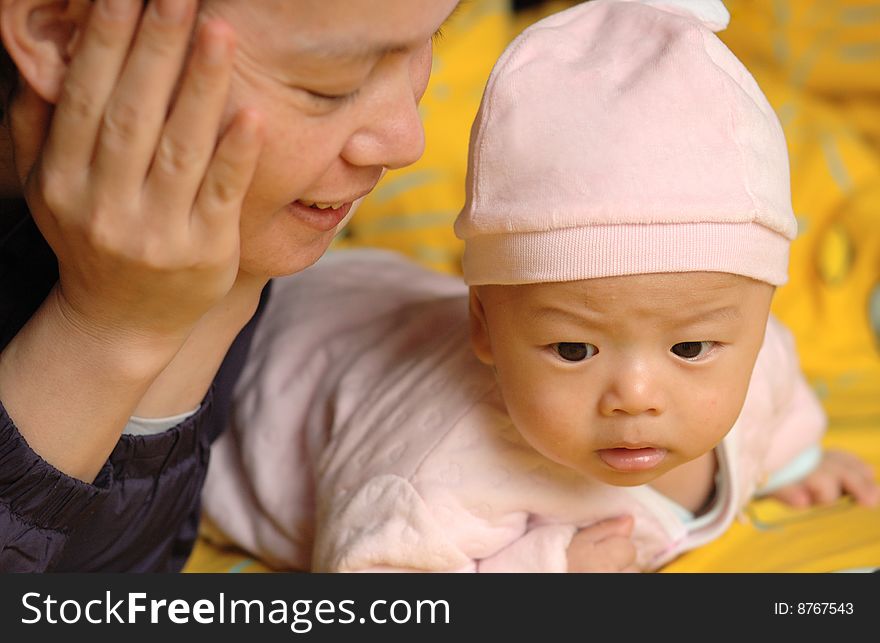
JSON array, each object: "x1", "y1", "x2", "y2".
[{"x1": 470, "y1": 272, "x2": 774, "y2": 487}]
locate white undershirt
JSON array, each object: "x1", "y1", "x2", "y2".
[{"x1": 122, "y1": 407, "x2": 200, "y2": 437}]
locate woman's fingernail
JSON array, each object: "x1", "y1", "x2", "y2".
[{"x1": 201, "y1": 23, "x2": 231, "y2": 64}]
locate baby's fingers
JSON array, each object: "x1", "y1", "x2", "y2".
[
  {"x1": 567, "y1": 540, "x2": 631, "y2": 573},
  {"x1": 769, "y1": 484, "x2": 811, "y2": 508},
  {"x1": 571, "y1": 515, "x2": 634, "y2": 544},
  {"x1": 803, "y1": 470, "x2": 846, "y2": 506},
  {"x1": 592, "y1": 536, "x2": 637, "y2": 572},
  {"x1": 802, "y1": 453, "x2": 877, "y2": 506},
  {"x1": 567, "y1": 516, "x2": 636, "y2": 573},
  {"x1": 838, "y1": 468, "x2": 880, "y2": 507}
]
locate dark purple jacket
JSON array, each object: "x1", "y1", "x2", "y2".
[{"x1": 0, "y1": 199, "x2": 269, "y2": 572}]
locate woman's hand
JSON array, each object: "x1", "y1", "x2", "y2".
[
  {"x1": 769, "y1": 449, "x2": 880, "y2": 508},
  {"x1": 0, "y1": 0, "x2": 263, "y2": 481},
  {"x1": 567, "y1": 515, "x2": 639, "y2": 572},
  {"x1": 16, "y1": 0, "x2": 263, "y2": 344}
]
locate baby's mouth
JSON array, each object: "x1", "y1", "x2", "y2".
[{"x1": 597, "y1": 447, "x2": 667, "y2": 472}]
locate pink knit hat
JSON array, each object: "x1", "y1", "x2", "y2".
[{"x1": 455, "y1": 0, "x2": 796, "y2": 286}]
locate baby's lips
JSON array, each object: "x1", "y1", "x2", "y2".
[{"x1": 597, "y1": 447, "x2": 667, "y2": 472}]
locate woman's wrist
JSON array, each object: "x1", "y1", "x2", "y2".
[
  {"x1": 0, "y1": 285, "x2": 188, "y2": 481},
  {"x1": 48, "y1": 285, "x2": 195, "y2": 371},
  {"x1": 131, "y1": 272, "x2": 268, "y2": 417}
]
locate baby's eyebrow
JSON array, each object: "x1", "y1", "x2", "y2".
[
  {"x1": 525, "y1": 304, "x2": 742, "y2": 328},
  {"x1": 675, "y1": 306, "x2": 742, "y2": 325},
  {"x1": 525, "y1": 306, "x2": 596, "y2": 327}
]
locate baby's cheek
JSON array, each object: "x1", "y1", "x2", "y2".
[
  {"x1": 692, "y1": 365, "x2": 752, "y2": 426},
  {"x1": 703, "y1": 393, "x2": 745, "y2": 437},
  {"x1": 507, "y1": 390, "x2": 584, "y2": 460},
  {"x1": 682, "y1": 390, "x2": 741, "y2": 449}
]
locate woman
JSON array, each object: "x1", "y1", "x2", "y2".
[{"x1": 0, "y1": 0, "x2": 459, "y2": 571}]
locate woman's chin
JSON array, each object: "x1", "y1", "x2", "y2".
[{"x1": 239, "y1": 234, "x2": 337, "y2": 280}]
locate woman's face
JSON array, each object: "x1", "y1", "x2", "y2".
[{"x1": 200, "y1": 0, "x2": 459, "y2": 278}]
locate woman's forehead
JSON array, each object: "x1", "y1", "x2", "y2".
[{"x1": 204, "y1": 0, "x2": 459, "y2": 54}]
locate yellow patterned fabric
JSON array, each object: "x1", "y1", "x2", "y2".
[
  {"x1": 717, "y1": 0, "x2": 880, "y2": 425},
  {"x1": 188, "y1": 0, "x2": 880, "y2": 573}
]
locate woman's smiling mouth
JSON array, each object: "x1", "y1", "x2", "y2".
[{"x1": 286, "y1": 200, "x2": 354, "y2": 231}]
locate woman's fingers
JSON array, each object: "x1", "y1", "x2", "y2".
[
  {"x1": 146, "y1": 21, "x2": 236, "y2": 219},
  {"x1": 42, "y1": 0, "x2": 143, "y2": 178},
  {"x1": 192, "y1": 108, "x2": 263, "y2": 239},
  {"x1": 92, "y1": 0, "x2": 197, "y2": 197}
]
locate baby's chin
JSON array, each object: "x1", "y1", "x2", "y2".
[
  {"x1": 579, "y1": 456, "x2": 682, "y2": 487},
  {"x1": 588, "y1": 468, "x2": 666, "y2": 487}
]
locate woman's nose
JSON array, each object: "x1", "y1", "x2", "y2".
[
  {"x1": 597, "y1": 363, "x2": 665, "y2": 417},
  {"x1": 340, "y1": 53, "x2": 428, "y2": 170}
]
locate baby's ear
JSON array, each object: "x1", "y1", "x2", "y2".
[
  {"x1": 468, "y1": 287, "x2": 495, "y2": 366},
  {"x1": 1, "y1": 0, "x2": 92, "y2": 104}
]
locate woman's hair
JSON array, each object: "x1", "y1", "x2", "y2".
[{"x1": 1, "y1": 43, "x2": 16, "y2": 121}]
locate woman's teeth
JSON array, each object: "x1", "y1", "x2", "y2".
[{"x1": 299, "y1": 200, "x2": 344, "y2": 210}]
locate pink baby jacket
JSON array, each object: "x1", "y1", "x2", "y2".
[{"x1": 202, "y1": 250, "x2": 826, "y2": 572}]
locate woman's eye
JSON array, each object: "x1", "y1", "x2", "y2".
[
  {"x1": 309, "y1": 91, "x2": 357, "y2": 100},
  {"x1": 670, "y1": 341, "x2": 715, "y2": 360},
  {"x1": 303, "y1": 88, "x2": 360, "y2": 104},
  {"x1": 553, "y1": 343, "x2": 597, "y2": 362}
]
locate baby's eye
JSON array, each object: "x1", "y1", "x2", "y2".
[
  {"x1": 553, "y1": 343, "x2": 598, "y2": 362},
  {"x1": 670, "y1": 341, "x2": 715, "y2": 360}
]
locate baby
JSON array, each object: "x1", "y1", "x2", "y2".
[{"x1": 202, "y1": 0, "x2": 879, "y2": 572}]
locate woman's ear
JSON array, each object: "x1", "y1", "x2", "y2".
[
  {"x1": 469, "y1": 287, "x2": 495, "y2": 366},
  {"x1": 1, "y1": 0, "x2": 91, "y2": 103}
]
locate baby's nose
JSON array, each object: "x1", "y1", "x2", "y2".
[{"x1": 597, "y1": 367, "x2": 665, "y2": 417}]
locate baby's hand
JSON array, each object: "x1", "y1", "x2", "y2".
[
  {"x1": 566, "y1": 516, "x2": 638, "y2": 572},
  {"x1": 769, "y1": 449, "x2": 880, "y2": 508}
]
